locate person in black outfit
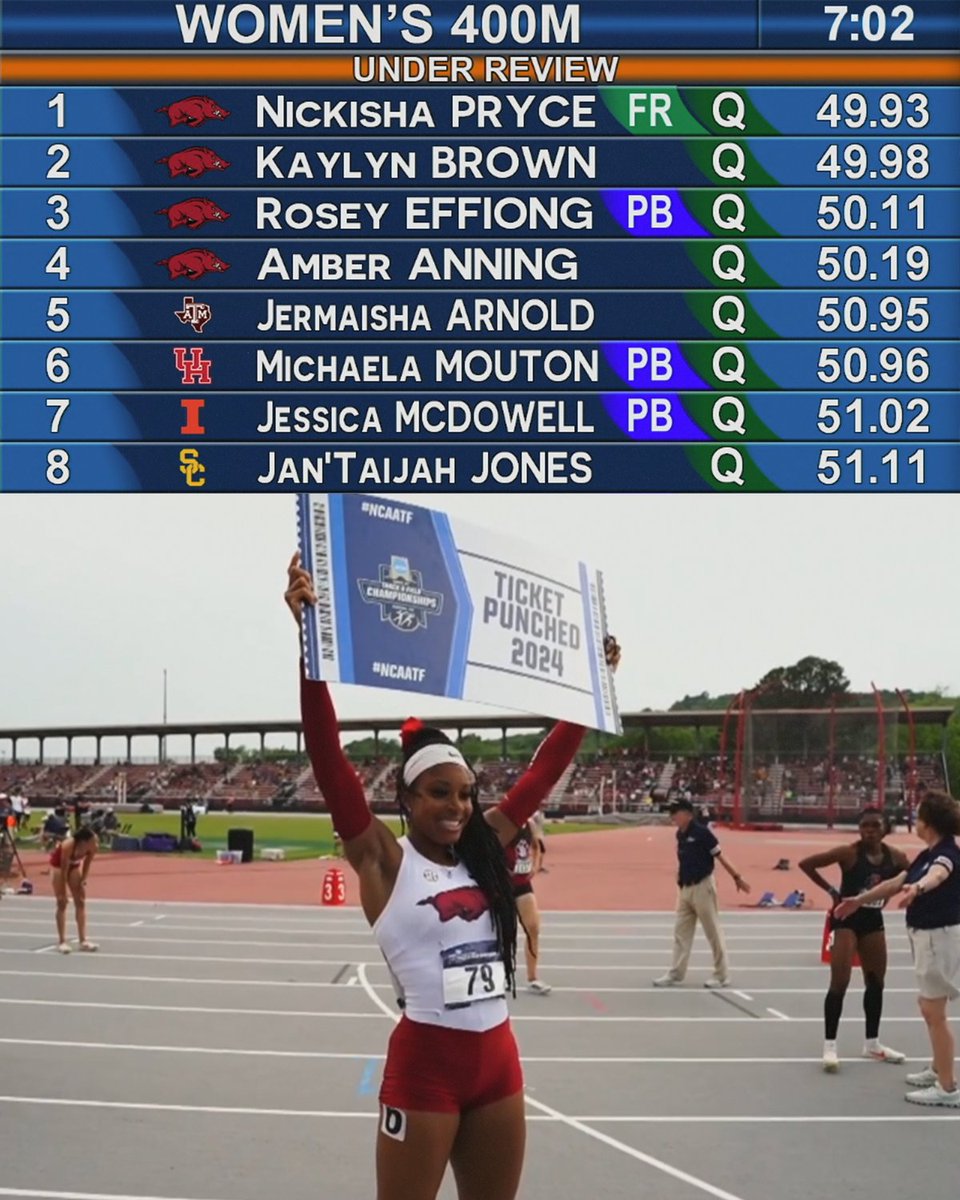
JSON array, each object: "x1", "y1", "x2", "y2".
[
  {"x1": 800, "y1": 808, "x2": 908, "y2": 1072},
  {"x1": 837, "y1": 790, "x2": 960, "y2": 1108}
]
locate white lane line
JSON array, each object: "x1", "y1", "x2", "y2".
[
  {"x1": 0, "y1": 1037, "x2": 382, "y2": 1060},
  {"x1": 33, "y1": 945, "x2": 58, "y2": 954},
  {"x1": 0, "y1": 1188, "x2": 219, "y2": 1200},
  {"x1": 2, "y1": 1096, "x2": 956, "y2": 1125},
  {"x1": 358, "y1": 963, "x2": 398, "y2": 1021},
  {"x1": 574, "y1": 1115, "x2": 960, "y2": 1123},
  {"x1": 0, "y1": 931, "x2": 910, "y2": 956},
  {"x1": 0, "y1": 971, "x2": 926, "y2": 997},
  {"x1": 0, "y1": 999, "x2": 383, "y2": 1019},
  {"x1": 0, "y1": 948, "x2": 923, "y2": 972},
  {"x1": 0, "y1": 917, "x2": 860, "y2": 942},
  {"x1": 0, "y1": 1095, "x2": 396, "y2": 1118},
  {"x1": 525, "y1": 1094, "x2": 750, "y2": 1200},
  {"x1": 0, "y1": 1040, "x2": 945, "y2": 1066},
  {"x1": 0, "y1": 970, "x2": 348, "y2": 989},
  {"x1": 0, "y1": 997, "x2": 929, "y2": 1023}
]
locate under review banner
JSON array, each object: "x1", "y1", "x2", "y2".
[{"x1": 297, "y1": 492, "x2": 621, "y2": 732}]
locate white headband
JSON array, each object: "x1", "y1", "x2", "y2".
[{"x1": 403, "y1": 743, "x2": 471, "y2": 787}]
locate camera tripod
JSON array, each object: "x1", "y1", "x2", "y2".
[{"x1": 0, "y1": 818, "x2": 29, "y2": 887}]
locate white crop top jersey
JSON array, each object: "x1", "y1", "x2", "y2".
[{"x1": 373, "y1": 837, "x2": 509, "y2": 1032}]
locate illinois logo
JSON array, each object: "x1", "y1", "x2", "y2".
[{"x1": 357, "y1": 556, "x2": 443, "y2": 633}]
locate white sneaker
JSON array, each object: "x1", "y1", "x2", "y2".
[
  {"x1": 57, "y1": 943, "x2": 72, "y2": 954},
  {"x1": 652, "y1": 975, "x2": 679, "y2": 987},
  {"x1": 863, "y1": 1043, "x2": 905, "y2": 1064},
  {"x1": 527, "y1": 980, "x2": 552, "y2": 996},
  {"x1": 79, "y1": 941, "x2": 99, "y2": 952},
  {"x1": 703, "y1": 977, "x2": 730, "y2": 989},
  {"x1": 905, "y1": 1084, "x2": 960, "y2": 1108},
  {"x1": 822, "y1": 1046, "x2": 840, "y2": 1073},
  {"x1": 906, "y1": 1066, "x2": 938, "y2": 1088}
]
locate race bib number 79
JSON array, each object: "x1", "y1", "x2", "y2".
[{"x1": 441, "y1": 940, "x2": 506, "y2": 1008}]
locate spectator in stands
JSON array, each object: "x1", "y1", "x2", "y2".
[
  {"x1": 653, "y1": 799, "x2": 751, "y2": 988},
  {"x1": 50, "y1": 825, "x2": 99, "y2": 954}
]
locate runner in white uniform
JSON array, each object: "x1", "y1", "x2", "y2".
[{"x1": 285, "y1": 551, "x2": 622, "y2": 1200}]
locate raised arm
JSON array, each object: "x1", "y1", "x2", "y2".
[
  {"x1": 485, "y1": 720, "x2": 587, "y2": 846},
  {"x1": 485, "y1": 636, "x2": 621, "y2": 847},
  {"x1": 287, "y1": 554, "x2": 399, "y2": 884}
]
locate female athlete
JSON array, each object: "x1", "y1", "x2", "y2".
[
  {"x1": 505, "y1": 819, "x2": 550, "y2": 994},
  {"x1": 286, "y1": 553, "x2": 619, "y2": 1200},
  {"x1": 799, "y1": 808, "x2": 908, "y2": 1071},
  {"x1": 50, "y1": 825, "x2": 99, "y2": 953}
]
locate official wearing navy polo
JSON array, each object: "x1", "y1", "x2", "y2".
[
  {"x1": 653, "y1": 799, "x2": 751, "y2": 988},
  {"x1": 836, "y1": 790, "x2": 960, "y2": 1108}
]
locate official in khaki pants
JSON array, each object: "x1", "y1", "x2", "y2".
[{"x1": 654, "y1": 799, "x2": 750, "y2": 988}]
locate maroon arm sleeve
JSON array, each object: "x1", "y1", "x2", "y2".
[
  {"x1": 300, "y1": 666, "x2": 372, "y2": 841},
  {"x1": 497, "y1": 722, "x2": 586, "y2": 828}
]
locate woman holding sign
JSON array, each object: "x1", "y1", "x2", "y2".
[
  {"x1": 286, "y1": 553, "x2": 619, "y2": 1200},
  {"x1": 799, "y1": 808, "x2": 908, "y2": 1072}
]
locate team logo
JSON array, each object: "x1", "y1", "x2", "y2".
[
  {"x1": 157, "y1": 96, "x2": 231, "y2": 128},
  {"x1": 180, "y1": 398, "x2": 206, "y2": 436},
  {"x1": 179, "y1": 448, "x2": 206, "y2": 488},
  {"x1": 175, "y1": 296, "x2": 213, "y2": 334},
  {"x1": 173, "y1": 347, "x2": 213, "y2": 385},
  {"x1": 157, "y1": 198, "x2": 231, "y2": 230},
  {"x1": 417, "y1": 886, "x2": 489, "y2": 923},
  {"x1": 156, "y1": 146, "x2": 231, "y2": 179},
  {"x1": 357, "y1": 556, "x2": 443, "y2": 632},
  {"x1": 157, "y1": 249, "x2": 230, "y2": 281}
]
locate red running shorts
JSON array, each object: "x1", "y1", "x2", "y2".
[{"x1": 379, "y1": 1015, "x2": 523, "y2": 1115}]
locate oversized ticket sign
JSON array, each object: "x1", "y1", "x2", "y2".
[{"x1": 297, "y1": 494, "x2": 620, "y2": 733}]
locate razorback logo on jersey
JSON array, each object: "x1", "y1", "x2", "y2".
[{"x1": 417, "y1": 886, "x2": 489, "y2": 923}]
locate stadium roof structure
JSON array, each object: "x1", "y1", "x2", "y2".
[{"x1": 0, "y1": 705, "x2": 953, "y2": 764}]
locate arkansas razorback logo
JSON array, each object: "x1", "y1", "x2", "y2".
[{"x1": 418, "y1": 886, "x2": 489, "y2": 923}]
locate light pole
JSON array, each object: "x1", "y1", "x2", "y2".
[{"x1": 161, "y1": 668, "x2": 168, "y2": 763}]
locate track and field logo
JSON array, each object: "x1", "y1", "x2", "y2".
[{"x1": 357, "y1": 556, "x2": 444, "y2": 632}]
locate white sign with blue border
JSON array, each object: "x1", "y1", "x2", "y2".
[{"x1": 298, "y1": 494, "x2": 620, "y2": 734}]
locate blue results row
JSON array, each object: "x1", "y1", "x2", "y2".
[
  {"x1": 1, "y1": 88, "x2": 955, "y2": 136},
  {"x1": 2, "y1": 137, "x2": 953, "y2": 187},
  {"x1": 5, "y1": 239, "x2": 952, "y2": 288},
  {"x1": 1, "y1": 443, "x2": 954, "y2": 493},
  {"x1": 0, "y1": 189, "x2": 951, "y2": 239},
  {"x1": 1, "y1": 290, "x2": 955, "y2": 339},
  {"x1": 2, "y1": 394, "x2": 956, "y2": 443},
  {"x1": 3, "y1": 340, "x2": 957, "y2": 390}
]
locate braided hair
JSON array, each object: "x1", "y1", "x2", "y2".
[{"x1": 398, "y1": 718, "x2": 519, "y2": 995}]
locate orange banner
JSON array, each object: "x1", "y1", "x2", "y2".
[{"x1": 1, "y1": 53, "x2": 958, "y2": 85}]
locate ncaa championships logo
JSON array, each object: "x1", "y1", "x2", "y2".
[{"x1": 357, "y1": 556, "x2": 444, "y2": 633}]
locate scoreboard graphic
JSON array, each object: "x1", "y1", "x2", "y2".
[{"x1": 0, "y1": 1, "x2": 957, "y2": 492}]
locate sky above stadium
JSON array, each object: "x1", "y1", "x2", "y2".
[{"x1": 1, "y1": 494, "x2": 956, "y2": 750}]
